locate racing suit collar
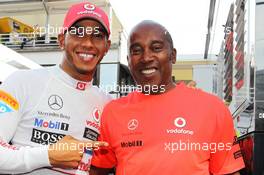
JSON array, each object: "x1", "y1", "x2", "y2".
[{"x1": 53, "y1": 65, "x2": 93, "y2": 91}]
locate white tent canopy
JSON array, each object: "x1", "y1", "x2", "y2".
[{"x1": 0, "y1": 44, "x2": 41, "y2": 82}]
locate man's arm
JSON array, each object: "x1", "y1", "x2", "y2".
[
  {"x1": 0, "y1": 73, "x2": 51, "y2": 173},
  {"x1": 209, "y1": 98, "x2": 245, "y2": 174},
  {"x1": 89, "y1": 165, "x2": 113, "y2": 175},
  {"x1": 0, "y1": 135, "x2": 108, "y2": 174},
  {"x1": 0, "y1": 81, "x2": 45, "y2": 173},
  {"x1": 0, "y1": 139, "x2": 50, "y2": 174}
]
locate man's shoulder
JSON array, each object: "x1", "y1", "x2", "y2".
[
  {"x1": 12, "y1": 67, "x2": 47, "y2": 77},
  {"x1": 4, "y1": 68, "x2": 49, "y2": 84},
  {"x1": 187, "y1": 87, "x2": 229, "y2": 115},
  {"x1": 196, "y1": 89, "x2": 224, "y2": 106},
  {"x1": 180, "y1": 84, "x2": 223, "y2": 105}
]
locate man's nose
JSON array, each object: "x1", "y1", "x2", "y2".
[
  {"x1": 80, "y1": 35, "x2": 95, "y2": 48},
  {"x1": 141, "y1": 49, "x2": 154, "y2": 62}
]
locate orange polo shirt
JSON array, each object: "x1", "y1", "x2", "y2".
[{"x1": 92, "y1": 84, "x2": 244, "y2": 175}]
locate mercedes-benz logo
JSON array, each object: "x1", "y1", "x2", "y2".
[
  {"x1": 48, "y1": 95, "x2": 63, "y2": 110},
  {"x1": 128, "y1": 119, "x2": 138, "y2": 130}
]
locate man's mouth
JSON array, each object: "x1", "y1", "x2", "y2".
[
  {"x1": 77, "y1": 53, "x2": 96, "y2": 61},
  {"x1": 141, "y1": 68, "x2": 157, "y2": 75}
]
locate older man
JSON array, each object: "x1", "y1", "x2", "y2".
[{"x1": 90, "y1": 20, "x2": 244, "y2": 175}]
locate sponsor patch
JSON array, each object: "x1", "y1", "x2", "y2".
[
  {"x1": 92, "y1": 108, "x2": 101, "y2": 123},
  {"x1": 76, "y1": 82, "x2": 87, "y2": 91},
  {"x1": 121, "y1": 140, "x2": 143, "y2": 148},
  {"x1": 0, "y1": 90, "x2": 19, "y2": 111},
  {"x1": 34, "y1": 118, "x2": 69, "y2": 131},
  {"x1": 0, "y1": 101, "x2": 13, "y2": 114},
  {"x1": 83, "y1": 128, "x2": 99, "y2": 141},
  {"x1": 31, "y1": 128, "x2": 65, "y2": 145},
  {"x1": 86, "y1": 120, "x2": 100, "y2": 130}
]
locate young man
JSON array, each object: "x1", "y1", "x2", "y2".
[
  {"x1": 0, "y1": 2, "x2": 111, "y2": 174},
  {"x1": 90, "y1": 20, "x2": 245, "y2": 175}
]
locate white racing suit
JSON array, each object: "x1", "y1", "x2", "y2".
[{"x1": 0, "y1": 66, "x2": 111, "y2": 174}]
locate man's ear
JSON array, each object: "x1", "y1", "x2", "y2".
[
  {"x1": 171, "y1": 48, "x2": 177, "y2": 64},
  {"x1": 127, "y1": 55, "x2": 132, "y2": 72},
  {"x1": 58, "y1": 33, "x2": 65, "y2": 50},
  {"x1": 105, "y1": 39, "x2": 111, "y2": 54}
]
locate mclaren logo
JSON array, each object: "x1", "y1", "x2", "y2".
[{"x1": 48, "y1": 95, "x2": 63, "y2": 110}]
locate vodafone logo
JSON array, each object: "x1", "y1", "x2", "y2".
[
  {"x1": 174, "y1": 117, "x2": 186, "y2": 128},
  {"x1": 167, "y1": 117, "x2": 193, "y2": 135},
  {"x1": 76, "y1": 82, "x2": 86, "y2": 91},
  {"x1": 84, "y1": 4, "x2": 95, "y2": 11},
  {"x1": 93, "y1": 108, "x2": 101, "y2": 123}
]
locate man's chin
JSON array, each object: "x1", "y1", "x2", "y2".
[{"x1": 76, "y1": 67, "x2": 95, "y2": 75}]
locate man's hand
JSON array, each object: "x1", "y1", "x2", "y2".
[{"x1": 48, "y1": 135, "x2": 108, "y2": 169}]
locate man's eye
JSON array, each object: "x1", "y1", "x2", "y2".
[
  {"x1": 131, "y1": 48, "x2": 142, "y2": 55},
  {"x1": 152, "y1": 46, "x2": 162, "y2": 52}
]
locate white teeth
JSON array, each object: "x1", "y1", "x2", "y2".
[
  {"x1": 141, "y1": 68, "x2": 156, "y2": 75},
  {"x1": 78, "y1": 53, "x2": 94, "y2": 61}
]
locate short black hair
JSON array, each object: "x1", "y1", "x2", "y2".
[
  {"x1": 129, "y1": 20, "x2": 174, "y2": 50},
  {"x1": 164, "y1": 30, "x2": 174, "y2": 50}
]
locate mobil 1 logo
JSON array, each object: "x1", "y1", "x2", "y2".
[
  {"x1": 31, "y1": 128, "x2": 65, "y2": 145},
  {"x1": 34, "y1": 118, "x2": 69, "y2": 131}
]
